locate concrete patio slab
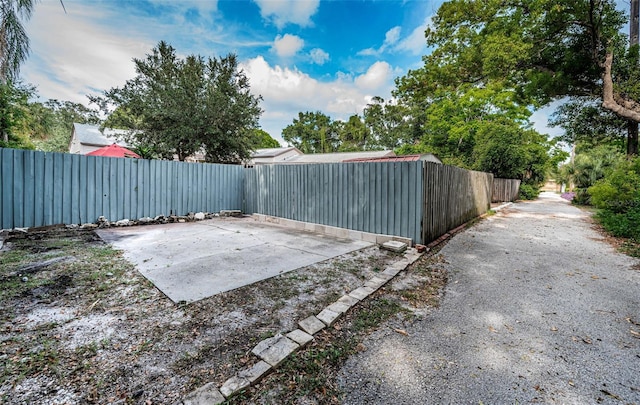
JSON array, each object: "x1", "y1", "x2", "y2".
[{"x1": 97, "y1": 217, "x2": 372, "y2": 302}]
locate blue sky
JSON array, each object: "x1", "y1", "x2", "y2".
[
  {"x1": 23, "y1": 0, "x2": 444, "y2": 143},
  {"x1": 21, "y1": 0, "x2": 631, "y2": 144}
]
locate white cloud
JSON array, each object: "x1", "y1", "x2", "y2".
[
  {"x1": 309, "y1": 48, "x2": 329, "y2": 65},
  {"x1": 254, "y1": 0, "x2": 319, "y2": 28},
  {"x1": 383, "y1": 26, "x2": 402, "y2": 48},
  {"x1": 394, "y1": 17, "x2": 431, "y2": 55},
  {"x1": 22, "y1": 2, "x2": 154, "y2": 104},
  {"x1": 272, "y1": 34, "x2": 305, "y2": 57},
  {"x1": 241, "y1": 57, "x2": 398, "y2": 140},
  {"x1": 357, "y1": 26, "x2": 401, "y2": 56},
  {"x1": 354, "y1": 61, "x2": 394, "y2": 90}
]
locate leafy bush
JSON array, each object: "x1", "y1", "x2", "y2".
[
  {"x1": 589, "y1": 158, "x2": 640, "y2": 213},
  {"x1": 518, "y1": 183, "x2": 539, "y2": 200},
  {"x1": 595, "y1": 206, "x2": 640, "y2": 240},
  {"x1": 589, "y1": 156, "x2": 640, "y2": 240}
]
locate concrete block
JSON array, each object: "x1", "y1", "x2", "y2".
[
  {"x1": 362, "y1": 232, "x2": 378, "y2": 243},
  {"x1": 381, "y1": 240, "x2": 407, "y2": 253},
  {"x1": 326, "y1": 301, "x2": 351, "y2": 315},
  {"x1": 316, "y1": 307, "x2": 341, "y2": 326},
  {"x1": 393, "y1": 237, "x2": 413, "y2": 246},
  {"x1": 349, "y1": 230, "x2": 363, "y2": 240},
  {"x1": 299, "y1": 315, "x2": 326, "y2": 335},
  {"x1": 364, "y1": 276, "x2": 387, "y2": 290},
  {"x1": 404, "y1": 250, "x2": 422, "y2": 264},
  {"x1": 220, "y1": 376, "x2": 250, "y2": 398},
  {"x1": 325, "y1": 226, "x2": 338, "y2": 237},
  {"x1": 238, "y1": 360, "x2": 272, "y2": 385},
  {"x1": 251, "y1": 334, "x2": 282, "y2": 357},
  {"x1": 337, "y1": 294, "x2": 360, "y2": 307},
  {"x1": 182, "y1": 382, "x2": 225, "y2": 405},
  {"x1": 349, "y1": 285, "x2": 376, "y2": 301},
  {"x1": 336, "y1": 228, "x2": 350, "y2": 239},
  {"x1": 286, "y1": 329, "x2": 314, "y2": 347},
  {"x1": 377, "y1": 271, "x2": 395, "y2": 281},
  {"x1": 376, "y1": 235, "x2": 393, "y2": 244},
  {"x1": 253, "y1": 336, "x2": 299, "y2": 367},
  {"x1": 304, "y1": 222, "x2": 316, "y2": 232},
  {"x1": 382, "y1": 266, "x2": 402, "y2": 278},
  {"x1": 315, "y1": 224, "x2": 326, "y2": 234}
]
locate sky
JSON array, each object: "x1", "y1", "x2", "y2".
[
  {"x1": 20, "y1": 0, "x2": 631, "y2": 145},
  {"x1": 22, "y1": 0, "x2": 445, "y2": 144}
]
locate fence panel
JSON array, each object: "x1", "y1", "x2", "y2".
[
  {"x1": 422, "y1": 163, "x2": 493, "y2": 243},
  {"x1": 0, "y1": 148, "x2": 244, "y2": 229},
  {"x1": 244, "y1": 162, "x2": 424, "y2": 243},
  {"x1": 492, "y1": 178, "x2": 521, "y2": 202}
]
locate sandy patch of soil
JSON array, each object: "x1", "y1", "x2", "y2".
[{"x1": 0, "y1": 226, "x2": 402, "y2": 404}]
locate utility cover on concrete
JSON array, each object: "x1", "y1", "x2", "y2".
[
  {"x1": 97, "y1": 218, "x2": 371, "y2": 302},
  {"x1": 381, "y1": 240, "x2": 408, "y2": 253}
]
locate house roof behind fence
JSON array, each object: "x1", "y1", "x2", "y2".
[
  {"x1": 252, "y1": 147, "x2": 302, "y2": 158},
  {"x1": 283, "y1": 150, "x2": 395, "y2": 164},
  {"x1": 73, "y1": 123, "x2": 130, "y2": 147},
  {"x1": 342, "y1": 153, "x2": 442, "y2": 164}
]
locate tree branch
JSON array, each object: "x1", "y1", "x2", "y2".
[{"x1": 601, "y1": 52, "x2": 640, "y2": 122}]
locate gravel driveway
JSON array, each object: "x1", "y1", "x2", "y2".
[{"x1": 339, "y1": 192, "x2": 640, "y2": 404}]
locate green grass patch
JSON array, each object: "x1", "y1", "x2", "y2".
[{"x1": 352, "y1": 298, "x2": 407, "y2": 332}]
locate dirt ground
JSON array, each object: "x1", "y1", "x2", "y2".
[{"x1": 0, "y1": 225, "x2": 448, "y2": 404}]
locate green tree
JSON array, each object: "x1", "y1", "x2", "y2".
[
  {"x1": 32, "y1": 100, "x2": 100, "y2": 152},
  {"x1": 252, "y1": 128, "x2": 280, "y2": 149},
  {"x1": 92, "y1": 41, "x2": 262, "y2": 163},
  {"x1": 363, "y1": 97, "x2": 417, "y2": 150},
  {"x1": 0, "y1": 80, "x2": 35, "y2": 148},
  {"x1": 550, "y1": 98, "x2": 627, "y2": 154},
  {"x1": 338, "y1": 114, "x2": 369, "y2": 152},
  {"x1": 398, "y1": 0, "x2": 640, "y2": 153},
  {"x1": 282, "y1": 111, "x2": 337, "y2": 153}
]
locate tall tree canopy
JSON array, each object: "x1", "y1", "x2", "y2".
[
  {"x1": 0, "y1": 80, "x2": 34, "y2": 148},
  {"x1": 282, "y1": 111, "x2": 337, "y2": 153},
  {"x1": 252, "y1": 128, "x2": 280, "y2": 149},
  {"x1": 397, "y1": 0, "x2": 637, "y2": 152},
  {"x1": 93, "y1": 41, "x2": 262, "y2": 163}
]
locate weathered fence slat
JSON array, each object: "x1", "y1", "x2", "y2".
[
  {"x1": 492, "y1": 178, "x2": 521, "y2": 202},
  {"x1": 421, "y1": 163, "x2": 493, "y2": 243}
]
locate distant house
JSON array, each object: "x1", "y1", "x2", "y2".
[
  {"x1": 247, "y1": 148, "x2": 400, "y2": 166},
  {"x1": 342, "y1": 153, "x2": 442, "y2": 164},
  {"x1": 249, "y1": 147, "x2": 303, "y2": 165},
  {"x1": 68, "y1": 123, "x2": 130, "y2": 155},
  {"x1": 69, "y1": 123, "x2": 207, "y2": 162}
]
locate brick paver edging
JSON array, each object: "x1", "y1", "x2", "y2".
[{"x1": 176, "y1": 247, "x2": 423, "y2": 405}]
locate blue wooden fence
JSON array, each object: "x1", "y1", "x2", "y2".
[
  {"x1": 0, "y1": 148, "x2": 244, "y2": 229},
  {"x1": 244, "y1": 162, "x2": 425, "y2": 243},
  {"x1": 1, "y1": 148, "x2": 495, "y2": 244}
]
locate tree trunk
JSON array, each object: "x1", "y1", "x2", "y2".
[
  {"x1": 628, "y1": 0, "x2": 639, "y2": 155},
  {"x1": 601, "y1": 52, "x2": 640, "y2": 122},
  {"x1": 628, "y1": 121, "x2": 639, "y2": 155}
]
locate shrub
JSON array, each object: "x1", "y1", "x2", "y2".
[
  {"x1": 595, "y1": 205, "x2": 640, "y2": 240},
  {"x1": 518, "y1": 183, "x2": 539, "y2": 200},
  {"x1": 589, "y1": 156, "x2": 640, "y2": 240},
  {"x1": 589, "y1": 158, "x2": 640, "y2": 213}
]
